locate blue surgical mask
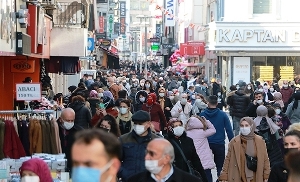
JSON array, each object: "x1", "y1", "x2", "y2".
[{"x1": 72, "y1": 161, "x2": 113, "y2": 182}]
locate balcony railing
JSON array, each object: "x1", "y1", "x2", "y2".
[{"x1": 52, "y1": 1, "x2": 87, "y2": 28}]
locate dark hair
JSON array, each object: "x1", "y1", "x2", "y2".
[
  {"x1": 229, "y1": 85, "x2": 237, "y2": 91},
  {"x1": 285, "y1": 151, "x2": 300, "y2": 175},
  {"x1": 266, "y1": 105, "x2": 275, "y2": 118},
  {"x1": 78, "y1": 82, "x2": 86, "y2": 88},
  {"x1": 74, "y1": 128, "x2": 121, "y2": 160},
  {"x1": 118, "y1": 90, "x2": 127, "y2": 99},
  {"x1": 72, "y1": 95, "x2": 85, "y2": 103},
  {"x1": 95, "y1": 114, "x2": 121, "y2": 137},
  {"x1": 285, "y1": 130, "x2": 300, "y2": 140},
  {"x1": 254, "y1": 91, "x2": 263, "y2": 96},
  {"x1": 207, "y1": 95, "x2": 218, "y2": 105},
  {"x1": 120, "y1": 99, "x2": 131, "y2": 108},
  {"x1": 143, "y1": 80, "x2": 153, "y2": 90}
]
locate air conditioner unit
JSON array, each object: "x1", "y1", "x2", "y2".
[{"x1": 16, "y1": 32, "x2": 31, "y2": 56}]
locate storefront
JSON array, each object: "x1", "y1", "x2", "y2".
[
  {"x1": 206, "y1": 22, "x2": 300, "y2": 86},
  {"x1": 0, "y1": 4, "x2": 51, "y2": 110}
]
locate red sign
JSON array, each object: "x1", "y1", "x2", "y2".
[
  {"x1": 180, "y1": 42, "x2": 205, "y2": 56},
  {"x1": 99, "y1": 16, "x2": 104, "y2": 33},
  {"x1": 120, "y1": 17, "x2": 126, "y2": 35}
]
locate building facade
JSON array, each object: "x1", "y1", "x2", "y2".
[{"x1": 206, "y1": 0, "x2": 300, "y2": 87}]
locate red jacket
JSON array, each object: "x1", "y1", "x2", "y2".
[
  {"x1": 90, "y1": 107, "x2": 119, "y2": 127},
  {"x1": 3, "y1": 120, "x2": 26, "y2": 159},
  {"x1": 142, "y1": 103, "x2": 168, "y2": 128}
]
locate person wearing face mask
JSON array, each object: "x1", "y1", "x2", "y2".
[
  {"x1": 211, "y1": 78, "x2": 222, "y2": 96},
  {"x1": 71, "y1": 129, "x2": 121, "y2": 182},
  {"x1": 138, "y1": 79, "x2": 146, "y2": 91},
  {"x1": 58, "y1": 108, "x2": 82, "y2": 172},
  {"x1": 269, "y1": 85, "x2": 276, "y2": 95},
  {"x1": 134, "y1": 90, "x2": 147, "y2": 112},
  {"x1": 271, "y1": 104, "x2": 291, "y2": 133},
  {"x1": 262, "y1": 84, "x2": 274, "y2": 103},
  {"x1": 170, "y1": 93, "x2": 193, "y2": 126},
  {"x1": 95, "y1": 114, "x2": 121, "y2": 137},
  {"x1": 142, "y1": 93, "x2": 168, "y2": 132},
  {"x1": 127, "y1": 138, "x2": 203, "y2": 182},
  {"x1": 116, "y1": 100, "x2": 133, "y2": 135},
  {"x1": 20, "y1": 158, "x2": 53, "y2": 182},
  {"x1": 107, "y1": 76, "x2": 121, "y2": 100},
  {"x1": 157, "y1": 88, "x2": 173, "y2": 121},
  {"x1": 219, "y1": 117, "x2": 270, "y2": 182},
  {"x1": 244, "y1": 84, "x2": 254, "y2": 99},
  {"x1": 191, "y1": 94, "x2": 208, "y2": 115},
  {"x1": 118, "y1": 110, "x2": 160, "y2": 181},
  {"x1": 143, "y1": 80, "x2": 155, "y2": 94},
  {"x1": 268, "y1": 130, "x2": 300, "y2": 182},
  {"x1": 87, "y1": 90, "x2": 101, "y2": 116},
  {"x1": 280, "y1": 81, "x2": 294, "y2": 112},
  {"x1": 216, "y1": 90, "x2": 226, "y2": 111},
  {"x1": 254, "y1": 105, "x2": 283, "y2": 167},
  {"x1": 165, "y1": 118, "x2": 208, "y2": 182},
  {"x1": 246, "y1": 91, "x2": 269, "y2": 117}
]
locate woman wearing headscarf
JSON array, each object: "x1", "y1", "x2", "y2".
[
  {"x1": 191, "y1": 93, "x2": 208, "y2": 115},
  {"x1": 87, "y1": 90, "x2": 101, "y2": 116},
  {"x1": 219, "y1": 117, "x2": 270, "y2": 182},
  {"x1": 133, "y1": 90, "x2": 147, "y2": 112},
  {"x1": 285, "y1": 92, "x2": 300, "y2": 124},
  {"x1": 254, "y1": 105, "x2": 283, "y2": 167},
  {"x1": 273, "y1": 92, "x2": 284, "y2": 109},
  {"x1": 20, "y1": 158, "x2": 53, "y2": 182},
  {"x1": 157, "y1": 87, "x2": 173, "y2": 120}
]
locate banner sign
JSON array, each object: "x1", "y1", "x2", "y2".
[
  {"x1": 165, "y1": 0, "x2": 175, "y2": 26},
  {"x1": 99, "y1": 16, "x2": 104, "y2": 33},
  {"x1": 156, "y1": 24, "x2": 161, "y2": 37},
  {"x1": 120, "y1": 1, "x2": 126, "y2": 17},
  {"x1": 16, "y1": 83, "x2": 41, "y2": 101},
  {"x1": 120, "y1": 17, "x2": 126, "y2": 35}
]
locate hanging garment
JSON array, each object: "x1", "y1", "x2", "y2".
[
  {"x1": 41, "y1": 120, "x2": 51, "y2": 153},
  {"x1": 3, "y1": 120, "x2": 26, "y2": 159},
  {"x1": 49, "y1": 120, "x2": 58, "y2": 154},
  {"x1": 60, "y1": 57, "x2": 79, "y2": 74},
  {"x1": 29, "y1": 119, "x2": 43, "y2": 154},
  {"x1": 12, "y1": 118, "x2": 19, "y2": 136},
  {"x1": 0, "y1": 119, "x2": 5, "y2": 159},
  {"x1": 18, "y1": 120, "x2": 30, "y2": 156},
  {"x1": 45, "y1": 57, "x2": 60, "y2": 73},
  {"x1": 53, "y1": 119, "x2": 62, "y2": 153}
]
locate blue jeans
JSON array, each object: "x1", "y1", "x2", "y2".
[
  {"x1": 208, "y1": 143, "x2": 225, "y2": 182},
  {"x1": 232, "y1": 116, "x2": 242, "y2": 136},
  {"x1": 205, "y1": 169, "x2": 213, "y2": 182}
]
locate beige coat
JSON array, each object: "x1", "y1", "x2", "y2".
[{"x1": 219, "y1": 135, "x2": 270, "y2": 182}]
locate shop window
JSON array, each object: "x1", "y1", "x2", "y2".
[{"x1": 253, "y1": 0, "x2": 272, "y2": 14}]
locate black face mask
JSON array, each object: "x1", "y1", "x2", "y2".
[
  {"x1": 99, "y1": 127, "x2": 110, "y2": 133},
  {"x1": 283, "y1": 148, "x2": 298, "y2": 155}
]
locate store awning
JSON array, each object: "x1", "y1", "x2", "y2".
[{"x1": 99, "y1": 46, "x2": 119, "y2": 58}]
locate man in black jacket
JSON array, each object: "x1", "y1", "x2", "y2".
[
  {"x1": 128, "y1": 138, "x2": 203, "y2": 182},
  {"x1": 227, "y1": 83, "x2": 251, "y2": 136},
  {"x1": 246, "y1": 91, "x2": 269, "y2": 117}
]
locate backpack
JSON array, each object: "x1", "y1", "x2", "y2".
[{"x1": 255, "y1": 117, "x2": 275, "y2": 150}]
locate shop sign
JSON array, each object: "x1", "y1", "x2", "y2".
[
  {"x1": 99, "y1": 16, "x2": 104, "y2": 33},
  {"x1": 180, "y1": 42, "x2": 205, "y2": 55},
  {"x1": 11, "y1": 60, "x2": 35, "y2": 73},
  {"x1": 260, "y1": 66, "x2": 273, "y2": 81},
  {"x1": 208, "y1": 22, "x2": 300, "y2": 51},
  {"x1": 119, "y1": 2, "x2": 126, "y2": 17},
  {"x1": 233, "y1": 57, "x2": 250, "y2": 84},
  {"x1": 120, "y1": 17, "x2": 126, "y2": 35},
  {"x1": 165, "y1": 0, "x2": 175, "y2": 26},
  {"x1": 16, "y1": 83, "x2": 41, "y2": 101},
  {"x1": 280, "y1": 66, "x2": 294, "y2": 81},
  {"x1": 149, "y1": 38, "x2": 160, "y2": 43},
  {"x1": 100, "y1": 39, "x2": 111, "y2": 47}
]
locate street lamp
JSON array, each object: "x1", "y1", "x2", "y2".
[{"x1": 136, "y1": 15, "x2": 152, "y2": 78}]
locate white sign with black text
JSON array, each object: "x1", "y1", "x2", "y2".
[
  {"x1": 16, "y1": 83, "x2": 41, "y2": 101},
  {"x1": 165, "y1": 0, "x2": 175, "y2": 27},
  {"x1": 233, "y1": 57, "x2": 251, "y2": 85}
]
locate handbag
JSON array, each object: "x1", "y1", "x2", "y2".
[
  {"x1": 245, "y1": 153, "x2": 257, "y2": 172},
  {"x1": 170, "y1": 139, "x2": 203, "y2": 180}
]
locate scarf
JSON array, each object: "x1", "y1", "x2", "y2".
[
  {"x1": 240, "y1": 117, "x2": 256, "y2": 182},
  {"x1": 254, "y1": 105, "x2": 280, "y2": 134},
  {"x1": 116, "y1": 112, "x2": 133, "y2": 124}
]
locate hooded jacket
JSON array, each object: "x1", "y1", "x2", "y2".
[
  {"x1": 68, "y1": 101, "x2": 92, "y2": 129},
  {"x1": 186, "y1": 117, "x2": 216, "y2": 169},
  {"x1": 134, "y1": 90, "x2": 148, "y2": 112},
  {"x1": 200, "y1": 108, "x2": 234, "y2": 144}
]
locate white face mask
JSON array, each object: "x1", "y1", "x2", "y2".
[
  {"x1": 119, "y1": 108, "x2": 128, "y2": 114},
  {"x1": 195, "y1": 98, "x2": 202, "y2": 103},
  {"x1": 191, "y1": 95, "x2": 196, "y2": 99},
  {"x1": 247, "y1": 86, "x2": 252, "y2": 90},
  {"x1": 258, "y1": 88, "x2": 264, "y2": 92},
  {"x1": 63, "y1": 121, "x2": 74, "y2": 130},
  {"x1": 270, "y1": 88, "x2": 274, "y2": 92},
  {"x1": 236, "y1": 86, "x2": 240, "y2": 90},
  {"x1": 139, "y1": 97, "x2": 145, "y2": 102},
  {"x1": 145, "y1": 159, "x2": 163, "y2": 174},
  {"x1": 21, "y1": 176, "x2": 40, "y2": 182},
  {"x1": 256, "y1": 99, "x2": 263, "y2": 104},
  {"x1": 145, "y1": 84, "x2": 150, "y2": 88},
  {"x1": 98, "y1": 93, "x2": 104, "y2": 98},
  {"x1": 283, "y1": 84, "x2": 288, "y2": 88},
  {"x1": 159, "y1": 93, "x2": 165, "y2": 97},
  {"x1": 134, "y1": 124, "x2": 146, "y2": 135},
  {"x1": 178, "y1": 81, "x2": 182, "y2": 84},
  {"x1": 169, "y1": 96, "x2": 175, "y2": 100},
  {"x1": 180, "y1": 98, "x2": 187, "y2": 105},
  {"x1": 217, "y1": 93, "x2": 221, "y2": 96},
  {"x1": 240, "y1": 127, "x2": 251, "y2": 136},
  {"x1": 173, "y1": 126, "x2": 185, "y2": 137},
  {"x1": 275, "y1": 109, "x2": 281, "y2": 115}
]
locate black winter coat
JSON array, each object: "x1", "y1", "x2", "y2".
[
  {"x1": 127, "y1": 166, "x2": 203, "y2": 182},
  {"x1": 87, "y1": 98, "x2": 100, "y2": 116},
  {"x1": 227, "y1": 91, "x2": 251, "y2": 118},
  {"x1": 268, "y1": 161, "x2": 288, "y2": 182},
  {"x1": 166, "y1": 133, "x2": 208, "y2": 182},
  {"x1": 68, "y1": 101, "x2": 92, "y2": 129}
]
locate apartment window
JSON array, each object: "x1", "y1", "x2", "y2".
[{"x1": 253, "y1": 0, "x2": 272, "y2": 14}]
